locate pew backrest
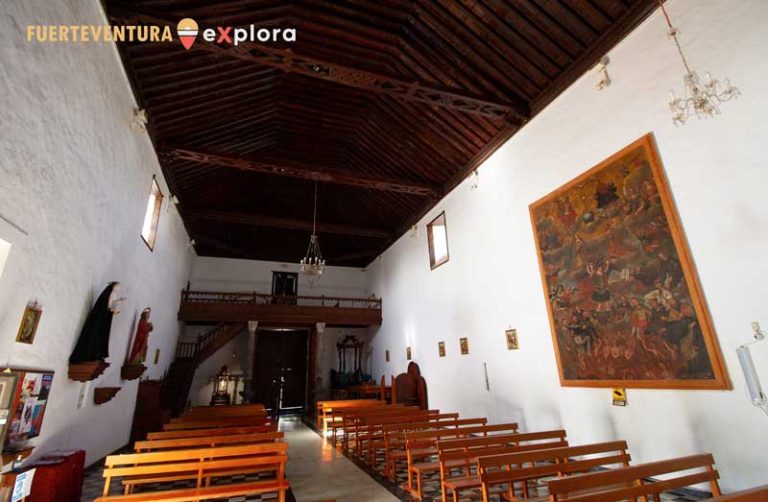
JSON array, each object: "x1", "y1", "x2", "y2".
[
  {"x1": 146, "y1": 424, "x2": 276, "y2": 440},
  {"x1": 134, "y1": 431, "x2": 284, "y2": 452},
  {"x1": 547, "y1": 453, "x2": 721, "y2": 501}
]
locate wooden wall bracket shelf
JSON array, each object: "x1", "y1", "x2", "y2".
[
  {"x1": 68, "y1": 361, "x2": 109, "y2": 382},
  {"x1": 1, "y1": 447, "x2": 34, "y2": 468},
  {"x1": 120, "y1": 363, "x2": 147, "y2": 381},
  {"x1": 94, "y1": 387, "x2": 121, "y2": 405}
]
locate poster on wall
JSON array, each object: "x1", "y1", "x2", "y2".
[
  {"x1": 4, "y1": 370, "x2": 54, "y2": 446},
  {"x1": 529, "y1": 134, "x2": 730, "y2": 390}
]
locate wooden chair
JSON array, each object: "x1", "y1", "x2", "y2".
[
  {"x1": 134, "y1": 431, "x2": 284, "y2": 452},
  {"x1": 478, "y1": 441, "x2": 631, "y2": 502},
  {"x1": 146, "y1": 425, "x2": 277, "y2": 441},
  {"x1": 546, "y1": 453, "x2": 721, "y2": 501},
  {"x1": 433, "y1": 430, "x2": 568, "y2": 502},
  {"x1": 96, "y1": 442, "x2": 289, "y2": 502}
]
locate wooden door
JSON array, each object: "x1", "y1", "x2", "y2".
[
  {"x1": 252, "y1": 329, "x2": 308, "y2": 413},
  {"x1": 271, "y1": 272, "x2": 298, "y2": 296}
]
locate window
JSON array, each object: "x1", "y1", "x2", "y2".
[
  {"x1": 140, "y1": 177, "x2": 163, "y2": 250},
  {"x1": 427, "y1": 211, "x2": 449, "y2": 269},
  {"x1": 0, "y1": 237, "x2": 10, "y2": 280}
]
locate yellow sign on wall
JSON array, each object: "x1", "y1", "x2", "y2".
[{"x1": 612, "y1": 388, "x2": 627, "y2": 406}]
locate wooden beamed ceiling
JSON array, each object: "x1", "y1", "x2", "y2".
[{"x1": 106, "y1": 0, "x2": 658, "y2": 267}]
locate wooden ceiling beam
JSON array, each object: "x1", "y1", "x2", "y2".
[
  {"x1": 107, "y1": 7, "x2": 529, "y2": 121},
  {"x1": 164, "y1": 146, "x2": 441, "y2": 197},
  {"x1": 187, "y1": 210, "x2": 392, "y2": 239}
]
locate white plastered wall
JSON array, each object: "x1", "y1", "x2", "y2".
[
  {"x1": 0, "y1": 0, "x2": 193, "y2": 467},
  {"x1": 367, "y1": 0, "x2": 768, "y2": 492}
]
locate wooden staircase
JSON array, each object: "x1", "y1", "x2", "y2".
[{"x1": 163, "y1": 322, "x2": 247, "y2": 416}]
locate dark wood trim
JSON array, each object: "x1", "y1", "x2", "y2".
[
  {"x1": 108, "y1": 7, "x2": 529, "y2": 121},
  {"x1": 187, "y1": 210, "x2": 392, "y2": 239},
  {"x1": 165, "y1": 146, "x2": 441, "y2": 197}
]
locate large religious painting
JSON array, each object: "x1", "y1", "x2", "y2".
[{"x1": 530, "y1": 134, "x2": 730, "y2": 389}]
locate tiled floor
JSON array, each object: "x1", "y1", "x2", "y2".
[{"x1": 283, "y1": 418, "x2": 399, "y2": 502}]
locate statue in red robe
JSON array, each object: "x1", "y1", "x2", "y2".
[{"x1": 127, "y1": 308, "x2": 153, "y2": 364}]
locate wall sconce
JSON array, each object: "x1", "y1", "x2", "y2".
[
  {"x1": 595, "y1": 56, "x2": 611, "y2": 91},
  {"x1": 737, "y1": 322, "x2": 767, "y2": 417},
  {"x1": 131, "y1": 108, "x2": 148, "y2": 131}
]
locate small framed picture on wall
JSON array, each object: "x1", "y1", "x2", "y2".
[
  {"x1": 16, "y1": 304, "x2": 42, "y2": 345},
  {"x1": 406, "y1": 346, "x2": 412, "y2": 360},
  {"x1": 505, "y1": 329, "x2": 519, "y2": 350},
  {"x1": 438, "y1": 341, "x2": 446, "y2": 357},
  {"x1": 459, "y1": 337, "x2": 469, "y2": 355}
]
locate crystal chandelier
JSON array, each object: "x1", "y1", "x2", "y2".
[
  {"x1": 660, "y1": 0, "x2": 739, "y2": 125},
  {"x1": 300, "y1": 182, "x2": 325, "y2": 282}
]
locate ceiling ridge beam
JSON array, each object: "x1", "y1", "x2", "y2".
[
  {"x1": 163, "y1": 146, "x2": 441, "y2": 197},
  {"x1": 107, "y1": 7, "x2": 529, "y2": 121},
  {"x1": 187, "y1": 210, "x2": 392, "y2": 239}
]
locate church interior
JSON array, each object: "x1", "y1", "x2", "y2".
[{"x1": 1, "y1": 0, "x2": 767, "y2": 501}]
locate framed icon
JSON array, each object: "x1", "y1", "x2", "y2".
[
  {"x1": 505, "y1": 329, "x2": 519, "y2": 350},
  {"x1": 459, "y1": 337, "x2": 469, "y2": 355},
  {"x1": 438, "y1": 341, "x2": 446, "y2": 357},
  {"x1": 406, "y1": 346, "x2": 412, "y2": 360},
  {"x1": 15, "y1": 305, "x2": 42, "y2": 345}
]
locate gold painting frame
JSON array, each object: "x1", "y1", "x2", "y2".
[
  {"x1": 529, "y1": 134, "x2": 730, "y2": 390},
  {"x1": 15, "y1": 305, "x2": 42, "y2": 345}
]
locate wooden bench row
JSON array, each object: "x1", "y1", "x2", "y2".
[
  {"x1": 94, "y1": 403, "x2": 289, "y2": 502},
  {"x1": 319, "y1": 401, "x2": 742, "y2": 502}
]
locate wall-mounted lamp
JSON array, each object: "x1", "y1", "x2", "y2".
[
  {"x1": 595, "y1": 56, "x2": 611, "y2": 91},
  {"x1": 469, "y1": 169, "x2": 479, "y2": 191},
  {"x1": 737, "y1": 321, "x2": 767, "y2": 417},
  {"x1": 131, "y1": 108, "x2": 148, "y2": 131}
]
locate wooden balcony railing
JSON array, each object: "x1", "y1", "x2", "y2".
[
  {"x1": 181, "y1": 290, "x2": 382, "y2": 309},
  {"x1": 178, "y1": 290, "x2": 382, "y2": 326}
]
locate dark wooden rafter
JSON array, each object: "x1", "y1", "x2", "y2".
[
  {"x1": 107, "y1": 7, "x2": 530, "y2": 122},
  {"x1": 187, "y1": 210, "x2": 392, "y2": 239},
  {"x1": 104, "y1": 0, "x2": 660, "y2": 267},
  {"x1": 164, "y1": 146, "x2": 440, "y2": 197}
]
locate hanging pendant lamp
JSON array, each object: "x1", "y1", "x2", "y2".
[{"x1": 300, "y1": 182, "x2": 325, "y2": 283}]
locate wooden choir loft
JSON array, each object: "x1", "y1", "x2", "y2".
[{"x1": 1, "y1": 1, "x2": 767, "y2": 502}]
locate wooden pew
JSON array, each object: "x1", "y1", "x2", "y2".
[
  {"x1": 398, "y1": 423, "x2": 519, "y2": 489},
  {"x1": 147, "y1": 425, "x2": 277, "y2": 441},
  {"x1": 376, "y1": 418, "x2": 488, "y2": 474},
  {"x1": 134, "y1": 431, "x2": 284, "y2": 452},
  {"x1": 355, "y1": 412, "x2": 459, "y2": 466},
  {"x1": 338, "y1": 407, "x2": 440, "y2": 451},
  {"x1": 183, "y1": 403, "x2": 266, "y2": 417},
  {"x1": 162, "y1": 416, "x2": 272, "y2": 431},
  {"x1": 316, "y1": 399, "x2": 386, "y2": 430},
  {"x1": 546, "y1": 453, "x2": 721, "y2": 501},
  {"x1": 478, "y1": 441, "x2": 631, "y2": 502},
  {"x1": 432, "y1": 430, "x2": 568, "y2": 502},
  {"x1": 175, "y1": 408, "x2": 267, "y2": 421},
  {"x1": 329, "y1": 404, "x2": 413, "y2": 447},
  {"x1": 702, "y1": 484, "x2": 768, "y2": 501},
  {"x1": 96, "y1": 442, "x2": 289, "y2": 502}
]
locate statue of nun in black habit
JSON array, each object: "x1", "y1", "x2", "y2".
[{"x1": 69, "y1": 282, "x2": 124, "y2": 364}]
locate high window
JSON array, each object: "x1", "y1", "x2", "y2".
[
  {"x1": 140, "y1": 177, "x2": 163, "y2": 250},
  {"x1": 427, "y1": 211, "x2": 449, "y2": 269},
  {"x1": 0, "y1": 237, "x2": 10, "y2": 280}
]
